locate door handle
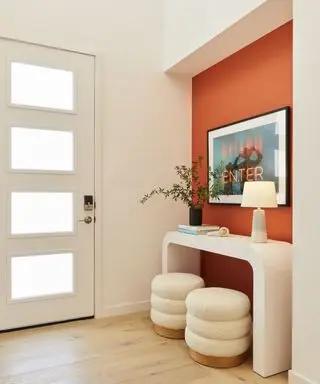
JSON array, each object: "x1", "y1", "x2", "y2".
[{"x1": 78, "y1": 216, "x2": 93, "y2": 224}]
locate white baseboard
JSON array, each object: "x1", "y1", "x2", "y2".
[
  {"x1": 289, "y1": 370, "x2": 318, "y2": 384},
  {"x1": 98, "y1": 300, "x2": 150, "y2": 318}
]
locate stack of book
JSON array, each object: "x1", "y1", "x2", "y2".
[{"x1": 177, "y1": 224, "x2": 220, "y2": 235}]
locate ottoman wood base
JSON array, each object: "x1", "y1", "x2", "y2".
[
  {"x1": 153, "y1": 323, "x2": 185, "y2": 339},
  {"x1": 189, "y1": 348, "x2": 248, "y2": 368}
]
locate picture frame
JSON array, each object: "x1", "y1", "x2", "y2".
[{"x1": 207, "y1": 106, "x2": 290, "y2": 206}]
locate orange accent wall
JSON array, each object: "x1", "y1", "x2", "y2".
[{"x1": 192, "y1": 21, "x2": 292, "y2": 302}]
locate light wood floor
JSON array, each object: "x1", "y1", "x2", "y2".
[{"x1": 0, "y1": 312, "x2": 288, "y2": 383}]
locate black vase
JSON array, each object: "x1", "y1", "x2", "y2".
[{"x1": 189, "y1": 207, "x2": 202, "y2": 226}]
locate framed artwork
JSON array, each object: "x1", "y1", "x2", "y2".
[{"x1": 207, "y1": 106, "x2": 290, "y2": 205}]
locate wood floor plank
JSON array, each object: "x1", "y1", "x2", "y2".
[{"x1": 0, "y1": 312, "x2": 288, "y2": 384}]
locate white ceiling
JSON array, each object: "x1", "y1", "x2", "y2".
[{"x1": 165, "y1": 0, "x2": 293, "y2": 77}]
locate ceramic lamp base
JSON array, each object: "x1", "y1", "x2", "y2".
[{"x1": 251, "y1": 208, "x2": 267, "y2": 243}]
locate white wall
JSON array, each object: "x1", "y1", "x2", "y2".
[
  {"x1": 0, "y1": 0, "x2": 191, "y2": 316},
  {"x1": 164, "y1": 0, "x2": 266, "y2": 69},
  {"x1": 290, "y1": 1, "x2": 320, "y2": 384}
]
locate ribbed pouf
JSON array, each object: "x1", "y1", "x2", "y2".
[
  {"x1": 185, "y1": 287, "x2": 252, "y2": 368},
  {"x1": 151, "y1": 273, "x2": 205, "y2": 339}
]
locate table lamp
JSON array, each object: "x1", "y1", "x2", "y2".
[{"x1": 241, "y1": 181, "x2": 278, "y2": 243}]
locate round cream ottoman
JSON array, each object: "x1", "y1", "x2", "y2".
[
  {"x1": 151, "y1": 273, "x2": 205, "y2": 339},
  {"x1": 185, "y1": 287, "x2": 252, "y2": 368}
]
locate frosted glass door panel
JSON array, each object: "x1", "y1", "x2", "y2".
[
  {"x1": 11, "y1": 253, "x2": 74, "y2": 300},
  {"x1": 11, "y1": 127, "x2": 74, "y2": 171},
  {"x1": 11, "y1": 192, "x2": 74, "y2": 235},
  {"x1": 10, "y1": 62, "x2": 74, "y2": 111}
]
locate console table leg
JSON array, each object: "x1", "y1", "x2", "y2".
[
  {"x1": 162, "y1": 243, "x2": 201, "y2": 275},
  {"x1": 252, "y1": 266, "x2": 292, "y2": 377}
]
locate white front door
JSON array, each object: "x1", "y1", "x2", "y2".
[{"x1": 0, "y1": 40, "x2": 95, "y2": 330}]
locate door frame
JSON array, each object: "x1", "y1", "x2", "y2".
[{"x1": 0, "y1": 36, "x2": 104, "y2": 319}]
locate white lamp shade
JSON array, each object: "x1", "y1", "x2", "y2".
[{"x1": 241, "y1": 181, "x2": 278, "y2": 208}]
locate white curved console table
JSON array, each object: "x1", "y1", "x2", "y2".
[{"x1": 162, "y1": 231, "x2": 292, "y2": 378}]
